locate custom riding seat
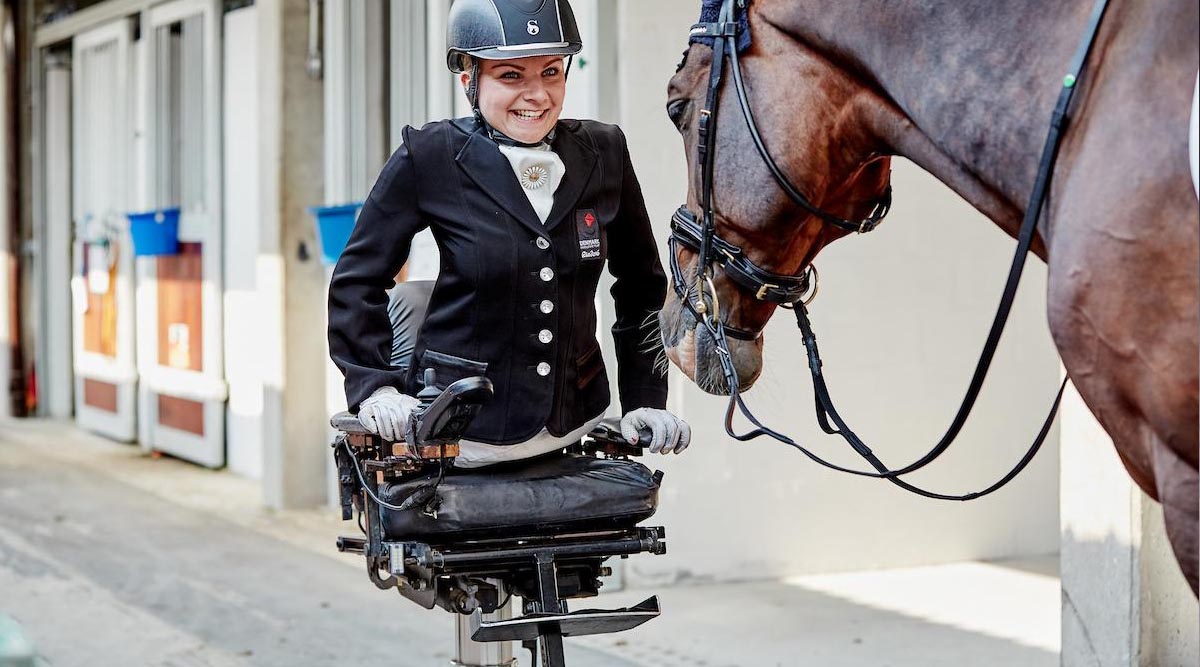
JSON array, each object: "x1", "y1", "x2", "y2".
[
  {"x1": 378, "y1": 280, "x2": 662, "y2": 538},
  {"x1": 332, "y1": 280, "x2": 667, "y2": 667},
  {"x1": 378, "y1": 452, "x2": 662, "y2": 539}
]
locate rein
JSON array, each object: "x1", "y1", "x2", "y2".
[{"x1": 670, "y1": 0, "x2": 1111, "y2": 500}]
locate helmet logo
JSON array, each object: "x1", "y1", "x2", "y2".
[{"x1": 527, "y1": 20, "x2": 540, "y2": 36}]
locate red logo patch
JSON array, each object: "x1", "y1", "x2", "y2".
[{"x1": 576, "y1": 209, "x2": 601, "y2": 260}]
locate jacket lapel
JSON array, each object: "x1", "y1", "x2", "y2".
[
  {"x1": 456, "y1": 127, "x2": 545, "y2": 236},
  {"x1": 543, "y1": 125, "x2": 597, "y2": 231}
]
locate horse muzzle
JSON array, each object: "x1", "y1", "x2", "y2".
[{"x1": 659, "y1": 295, "x2": 763, "y2": 395}]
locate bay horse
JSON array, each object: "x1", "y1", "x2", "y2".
[{"x1": 659, "y1": 0, "x2": 1200, "y2": 592}]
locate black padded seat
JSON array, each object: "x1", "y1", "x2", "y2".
[{"x1": 379, "y1": 453, "x2": 661, "y2": 540}]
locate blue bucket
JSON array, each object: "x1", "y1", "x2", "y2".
[
  {"x1": 127, "y1": 208, "x2": 181, "y2": 256},
  {"x1": 309, "y1": 202, "x2": 363, "y2": 266}
]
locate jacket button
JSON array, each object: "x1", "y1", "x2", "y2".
[
  {"x1": 539, "y1": 267, "x2": 554, "y2": 281},
  {"x1": 536, "y1": 237, "x2": 550, "y2": 250},
  {"x1": 538, "y1": 329, "x2": 553, "y2": 344},
  {"x1": 536, "y1": 362, "x2": 551, "y2": 376},
  {"x1": 539, "y1": 300, "x2": 554, "y2": 314}
]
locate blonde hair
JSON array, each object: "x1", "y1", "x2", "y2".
[{"x1": 457, "y1": 54, "x2": 476, "y2": 75}]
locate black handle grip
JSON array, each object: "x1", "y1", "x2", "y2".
[{"x1": 582, "y1": 420, "x2": 656, "y2": 454}]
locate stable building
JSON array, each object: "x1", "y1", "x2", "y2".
[{"x1": 0, "y1": 1, "x2": 1193, "y2": 663}]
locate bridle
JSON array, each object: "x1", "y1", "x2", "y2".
[
  {"x1": 666, "y1": 0, "x2": 1111, "y2": 500},
  {"x1": 667, "y1": 0, "x2": 892, "y2": 341}
]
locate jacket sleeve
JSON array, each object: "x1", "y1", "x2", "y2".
[
  {"x1": 607, "y1": 127, "x2": 669, "y2": 413},
  {"x1": 328, "y1": 129, "x2": 429, "y2": 411}
]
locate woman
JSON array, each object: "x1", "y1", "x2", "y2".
[{"x1": 328, "y1": 0, "x2": 690, "y2": 467}]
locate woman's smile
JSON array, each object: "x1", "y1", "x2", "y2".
[{"x1": 511, "y1": 109, "x2": 549, "y2": 122}]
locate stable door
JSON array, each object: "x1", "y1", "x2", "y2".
[
  {"x1": 70, "y1": 18, "x2": 137, "y2": 441},
  {"x1": 135, "y1": 0, "x2": 226, "y2": 466}
]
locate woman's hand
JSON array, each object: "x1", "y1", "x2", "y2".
[
  {"x1": 620, "y1": 408, "x2": 692, "y2": 454},
  {"x1": 358, "y1": 386, "x2": 421, "y2": 442}
]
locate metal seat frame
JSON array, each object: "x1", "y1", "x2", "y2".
[{"x1": 330, "y1": 380, "x2": 666, "y2": 667}]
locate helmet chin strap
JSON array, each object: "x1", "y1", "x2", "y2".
[
  {"x1": 466, "y1": 58, "x2": 481, "y2": 109},
  {"x1": 481, "y1": 118, "x2": 557, "y2": 148},
  {"x1": 467, "y1": 55, "x2": 574, "y2": 148}
]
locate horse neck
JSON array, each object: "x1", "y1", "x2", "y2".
[{"x1": 765, "y1": 0, "x2": 1093, "y2": 237}]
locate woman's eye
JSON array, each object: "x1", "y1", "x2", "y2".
[
  {"x1": 666, "y1": 99, "x2": 689, "y2": 127},
  {"x1": 500, "y1": 71, "x2": 520, "y2": 80},
  {"x1": 542, "y1": 68, "x2": 560, "y2": 77}
]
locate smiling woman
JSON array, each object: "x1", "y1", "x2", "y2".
[{"x1": 327, "y1": 0, "x2": 692, "y2": 472}]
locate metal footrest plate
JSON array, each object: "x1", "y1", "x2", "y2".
[{"x1": 471, "y1": 596, "x2": 660, "y2": 643}]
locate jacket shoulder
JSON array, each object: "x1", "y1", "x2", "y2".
[
  {"x1": 400, "y1": 118, "x2": 473, "y2": 153},
  {"x1": 559, "y1": 119, "x2": 627, "y2": 152}
]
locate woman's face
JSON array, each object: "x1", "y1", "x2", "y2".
[{"x1": 465, "y1": 55, "x2": 567, "y2": 144}]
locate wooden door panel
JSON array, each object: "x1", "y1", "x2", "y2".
[
  {"x1": 156, "y1": 242, "x2": 203, "y2": 371},
  {"x1": 83, "y1": 378, "x2": 118, "y2": 412},
  {"x1": 81, "y1": 242, "x2": 119, "y2": 357},
  {"x1": 157, "y1": 393, "x2": 205, "y2": 436}
]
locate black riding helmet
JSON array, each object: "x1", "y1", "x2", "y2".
[
  {"x1": 447, "y1": 0, "x2": 583, "y2": 145},
  {"x1": 446, "y1": 0, "x2": 583, "y2": 73}
]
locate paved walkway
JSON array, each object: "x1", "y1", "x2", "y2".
[{"x1": 0, "y1": 418, "x2": 1060, "y2": 666}]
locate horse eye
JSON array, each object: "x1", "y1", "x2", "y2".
[{"x1": 666, "y1": 99, "x2": 689, "y2": 128}]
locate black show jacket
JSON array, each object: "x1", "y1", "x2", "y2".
[{"x1": 328, "y1": 117, "x2": 668, "y2": 445}]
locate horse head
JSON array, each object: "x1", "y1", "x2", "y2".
[{"x1": 659, "y1": 2, "x2": 892, "y2": 394}]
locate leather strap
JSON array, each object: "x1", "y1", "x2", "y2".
[
  {"x1": 671, "y1": 207, "x2": 813, "y2": 305},
  {"x1": 682, "y1": 0, "x2": 1111, "y2": 500}
]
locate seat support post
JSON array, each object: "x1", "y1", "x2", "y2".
[
  {"x1": 533, "y1": 552, "x2": 563, "y2": 613},
  {"x1": 533, "y1": 552, "x2": 567, "y2": 667},
  {"x1": 453, "y1": 578, "x2": 515, "y2": 667}
]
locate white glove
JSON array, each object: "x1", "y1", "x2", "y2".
[
  {"x1": 620, "y1": 408, "x2": 692, "y2": 455},
  {"x1": 358, "y1": 386, "x2": 421, "y2": 442}
]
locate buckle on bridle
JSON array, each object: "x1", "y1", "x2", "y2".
[
  {"x1": 754, "y1": 283, "x2": 777, "y2": 301},
  {"x1": 689, "y1": 21, "x2": 739, "y2": 38}
]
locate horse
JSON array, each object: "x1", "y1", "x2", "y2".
[{"x1": 658, "y1": 0, "x2": 1200, "y2": 593}]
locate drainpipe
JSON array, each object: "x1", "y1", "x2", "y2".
[{"x1": 306, "y1": 0, "x2": 322, "y2": 80}]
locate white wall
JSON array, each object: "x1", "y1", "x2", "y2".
[
  {"x1": 558, "y1": 0, "x2": 598, "y2": 122},
  {"x1": 223, "y1": 6, "x2": 263, "y2": 479},
  {"x1": 41, "y1": 57, "x2": 74, "y2": 419},
  {"x1": 1060, "y1": 384, "x2": 1199, "y2": 666},
  {"x1": 616, "y1": 0, "x2": 1061, "y2": 584},
  {"x1": 258, "y1": 0, "x2": 329, "y2": 509}
]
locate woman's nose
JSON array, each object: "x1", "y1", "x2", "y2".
[{"x1": 523, "y1": 82, "x2": 550, "y2": 104}]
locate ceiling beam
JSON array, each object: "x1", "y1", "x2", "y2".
[{"x1": 35, "y1": 0, "x2": 152, "y2": 48}]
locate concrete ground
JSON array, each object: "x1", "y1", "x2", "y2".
[{"x1": 0, "y1": 418, "x2": 1060, "y2": 667}]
